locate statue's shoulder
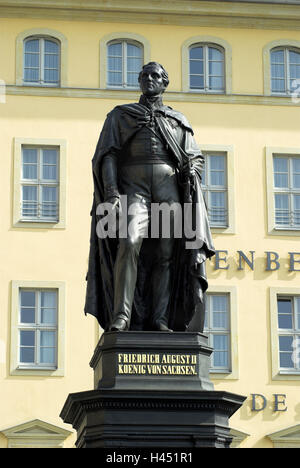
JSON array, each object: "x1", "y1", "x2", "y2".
[
  {"x1": 108, "y1": 103, "x2": 142, "y2": 116},
  {"x1": 164, "y1": 106, "x2": 193, "y2": 133}
]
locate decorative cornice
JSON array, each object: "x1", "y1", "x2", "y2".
[
  {"x1": 1, "y1": 0, "x2": 300, "y2": 30},
  {"x1": 60, "y1": 389, "x2": 247, "y2": 426},
  {"x1": 6, "y1": 85, "x2": 300, "y2": 107}
]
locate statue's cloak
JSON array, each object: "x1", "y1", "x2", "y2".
[{"x1": 84, "y1": 102, "x2": 215, "y2": 332}]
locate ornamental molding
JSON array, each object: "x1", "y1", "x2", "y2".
[
  {"x1": 6, "y1": 85, "x2": 300, "y2": 107},
  {"x1": 0, "y1": 0, "x2": 300, "y2": 30}
]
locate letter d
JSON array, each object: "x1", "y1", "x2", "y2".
[{"x1": 251, "y1": 393, "x2": 267, "y2": 411}]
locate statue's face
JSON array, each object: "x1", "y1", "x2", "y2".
[{"x1": 139, "y1": 65, "x2": 166, "y2": 97}]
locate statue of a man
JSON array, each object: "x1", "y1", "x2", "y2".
[{"x1": 85, "y1": 62, "x2": 215, "y2": 333}]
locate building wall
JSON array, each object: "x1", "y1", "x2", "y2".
[{"x1": 1, "y1": 4, "x2": 300, "y2": 448}]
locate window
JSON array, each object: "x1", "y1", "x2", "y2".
[
  {"x1": 204, "y1": 294, "x2": 231, "y2": 372},
  {"x1": 189, "y1": 44, "x2": 225, "y2": 93},
  {"x1": 277, "y1": 296, "x2": 300, "y2": 372},
  {"x1": 271, "y1": 47, "x2": 300, "y2": 95},
  {"x1": 23, "y1": 36, "x2": 60, "y2": 86},
  {"x1": 21, "y1": 146, "x2": 59, "y2": 222},
  {"x1": 10, "y1": 281, "x2": 65, "y2": 376},
  {"x1": 107, "y1": 40, "x2": 143, "y2": 89},
  {"x1": 273, "y1": 155, "x2": 300, "y2": 229},
  {"x1": 18, "y1": 289, "x2": 58, "y2": 370},
  {"x1": 201, "y1": 152, "x2": 228, "y2": 227}
]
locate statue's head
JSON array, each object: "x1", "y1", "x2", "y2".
[{"x1": 138, "y1": 62, "x2": 169, "y2": 97}]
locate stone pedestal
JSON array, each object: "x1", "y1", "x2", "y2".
[{"x1": 60, "y1": 332, "x2": 246, "y2": 448}]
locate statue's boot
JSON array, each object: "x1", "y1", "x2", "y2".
[{"x1": 109, "y1": 317, "x2": 128, "y2": 331}]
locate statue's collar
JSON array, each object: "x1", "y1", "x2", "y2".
[{"x1": 139, "y1": 94, "x2": 164, "y2": 110}]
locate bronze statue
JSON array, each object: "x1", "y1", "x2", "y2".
[{"x1": 85, "y1": 62, "x2": 215, "y2": 332}]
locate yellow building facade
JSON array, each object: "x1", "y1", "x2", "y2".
[{"x1": 1, "y1": 0, "x2": 300, "y2": 448}]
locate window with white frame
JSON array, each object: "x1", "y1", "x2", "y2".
[
  {"x1": 189, "y1": 43, "x2": 225, "y2": 93},
  {"x1": 277, "y1": 296, "x2": 300, "y2": 372},
  {"x1": 21, "y1": 146, "x2": 59, "y2": 222},
  {"x1": 107, "y1": 40, "x2": 143, "y2": 89},
  {"x1": 204, "y1": 294, "x2": 231, "y2": 372},
  {"x1": 23, "y1": 36, "x2": 60, "y2": 86},
  {"x1": 273, "y1": 155, "x2": 300, "y2": 229},
  {"x1": 201, "y1": 152, "x2": 228, "y2": 227},
  {"x1": 270, "y1": 47, "x2": 300, "y2": 95},
  {"x1": 18, "y1": 289, "x2": 58, "y2": 369}
]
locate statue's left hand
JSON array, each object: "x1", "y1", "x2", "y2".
[{"x1": 182, "y1": 161, "x2": 195, "y2": 180}]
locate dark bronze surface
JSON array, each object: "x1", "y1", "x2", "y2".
[{"x1": 84, "y1": 62, "x2": 215, "y2": 332}]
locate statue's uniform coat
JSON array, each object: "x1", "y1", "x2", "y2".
[{"x1": 85, "y1": 101, "x2": 215, "y2": 331}]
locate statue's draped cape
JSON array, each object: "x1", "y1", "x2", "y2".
[{"x1": 84, "y1": 102, "x2": 215, "y2": 331}]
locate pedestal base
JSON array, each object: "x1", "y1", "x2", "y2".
[
  {"x1": 60, "y1": 332, "x2": 246, "y2": 448},
  {"x1": 60, "y1": 388, "x2": 245, "y2": 448}
]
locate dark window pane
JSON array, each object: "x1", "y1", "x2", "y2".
[
  {"x1": 278, "y1": 299, "x2": 292, "y2": 314},
  {"x1": 190, "y1": 75, "x2": 204, "y2": 89},
  {"x1": 278, "y1": 314, "x2": 293, "y2": 329},
  {"x1": 24, "y1": 68, "x2": 39, "y2": 82},
  {"x1": 271, "y1": 79, "x2": 285, "y2": 92},
  {"x1": 190, "y1": 46, "x2": 203, "y2": 60},
  {"x1": 279, "y1": 352, "x2": 293, "y2": 368},
  {"x1": 271, "y1": 49, "x2": 284, "y2": 64},
  {"x1": 20, "y1": 308, "x2": 35, "y2": 324},
  {"x1": 208, "y1": 47, "x2": 223, "y2": 61},
  {"x1": 20, "y1": 290, "x2": 35, "y2": 307},
  {"x1": 289, "y1": 50, "x2": 300, "y2": 64},
  {"x1": 20, "y1": 330, "x2": 35, "y2": 346},
  {"x1": 20, "y1": 347, "x2": 35, "y2": 363},
  {"x1": 108, "y1": 42, "x2": 122, "y2": 56},
  {"x1": 190, "y1": 60, "x2": 203, "y2": 75},
  {"x1": 127, "y1": 43, "x2": 142, "y2": 58},
  {"x1": 44, "y1": 40, "x2": 59, "y2": 54},
  {"x1": 279, "y1": 335, "x2": 293, "y2": 351},
  {"x1": 25, "y1": 39, "x2": 39, "y2": 53}
]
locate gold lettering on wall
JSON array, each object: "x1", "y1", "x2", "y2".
[{"x1": 117, "y1": 353, "x2": 198, "y2": 376}]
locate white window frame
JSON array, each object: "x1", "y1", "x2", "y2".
[
  {"x1": 10, "y1": 281, "x2": 66, "y2": 377},
  {"x1": 16, "y1": 28, "x2": 68, "y2": 87},
  {"x1": 277, "y1": 295, "x2": 300, "y2": 374},
  {"x1": 204, "y1": 293, "x2": 231, "y2": 373},
  {"x1": 273, "y1": 154, "x2": 300, "y2": 229},
  {"x1": 270, "y1": 287, "x2": 300, "y2": 381},
  {"x1": 13, "y1": 138, "x2": 67, "y2": 229},
  {"x1": 270, "y1": 46, "x2": 300, "y2": 96},
  {"x1": 23, "y1": 36, "x2": 61, "y2": 87},
  {"x1": 201, "y1": 151, "x2": 228, "y2": 228},
  {"x1": 18, "y1": 289, "x2": 58, "y2": 370},
  {"x1": 266, "y1": 146, "x2": 300, "y2": 235},
  {"x1": 181, "y1": 36, "x2": 232, "y2": 95},
  {"x1": 21, "y1": 146, "x2": 59, "y2": 223},
  {"x1": 107, "y1": 39, "x2": 143, "y2": 90},
  {"x1": 263, "y1": 39, "x2": 300, "y2": 96},
  {"x1": 100, "y1": 32, "x2": 150, "y2": 90},
  {"x1": 188, "y1": 43, "x2": 225, "y2": 94},
  {"x1": 204, "y1": 285, "x2": 239, "y2": 380},
  {"x1": 200, "y1": 144, "x2": 235, "y2": 234}
]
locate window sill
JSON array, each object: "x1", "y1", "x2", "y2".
[
  {"x1": 272, "y1": 371, "x2": 300, "y2": 381},
  {"x1": 13, "y1": 219, "x2": 65, "y2": 229},
  {"x1": 11, "y1": 366, "x2": 63, "y2": 377},
  {"x1": 209, "y1": 370, "x2": 238, "y2": 380},
  {"x1": 22, "y1": 83, "x2": 61, "y2": 88},
  {"x1": 268, "y1": 226, "x2": 300, "y2": 237},
  {"x1": 19, "y1": 218, "x2": 59, "y2": 223}
]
